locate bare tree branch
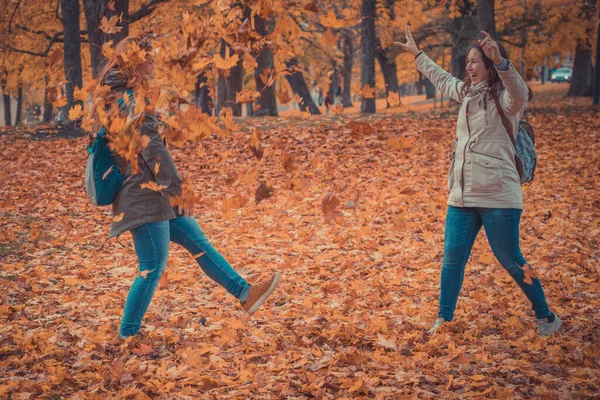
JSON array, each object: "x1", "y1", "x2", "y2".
[
  {"x1": 8, "y1": 0, "x2": 23, "y2": 33},
  {"x1": 129, "y1": 0, "x2": 171, "y2": 23}
]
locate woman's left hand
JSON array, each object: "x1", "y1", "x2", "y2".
[
  {"x1": 479, "y1": 31, "x2": 503, "y2": 64},
  {"x1": 178, "y1": 204, "x2": 195, "y2": 218}
]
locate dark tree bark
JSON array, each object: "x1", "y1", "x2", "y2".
[
  {"x1": 360, "y1": 0, "x2": 376, "y2": 114},
  {"x1": 375, "y1": 39, "x2": 400, "y2": 107},
  {"x1": 253, "y1": 16, "x2": 278, "y2": 117},
  {"x1": 594, "y1": 9, "x2": 600, "y2": 105},
  {"x1": 285, "y1": 58, "x2": 321, "y2": 114},
  {"x1": 195, "y1": 73, "x2": 212, "y2": 115},
  {"x1": 216, "y1": 41, "x2": 243, "y2": 116},
  {"x1": 15, "y1": 87, "x2": 23, "y2": 126},
  {"x1": 424, "y1": 78, "x2": 436, "y2": 99},
  {"x1": 476, "y1": 0, "x2": 496, "y2": 37},
  {"x1": 216, "y1": 43, "x2": 227, "y2": 115},
  {"x1": 60, "y1": 0, "x2": 83, "y2": 116},
  {"x1": 328, "y1": 60, "x2": 340, "y2": 103},
  {"x1": 568, "y1": 0, "x2": 597, "y2": 97},
  {"x1": 569, "y1": 45, "x2": 594, "y2": 97},
  {"x1": 226, "y1": 58, "x2": 243, "y2": 116},
  {"x1": 341, "y1": 32, "x2": 354, "y2": 107},
  {"x1": 2, "y1": 86, "x2": 11, "y2": 126},
  {"x1": 449, "y1": 1, "x2": 476, "y2": 80},
  {"x1": 83, "y1": 0, "x2": 129, "y2": 78}
]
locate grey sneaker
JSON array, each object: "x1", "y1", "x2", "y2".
[
  {"x1": 427, "y1": 317, "x2": 446, "y2": 334},
  {"x1": 536, "y1": 314, "x2": 562, "y2": 336}
]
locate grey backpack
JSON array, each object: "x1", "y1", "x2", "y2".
[{"x1": 492, "y1": 95, "x2": 537, "y2": 185}]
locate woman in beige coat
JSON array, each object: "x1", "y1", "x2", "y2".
[{"x1": 397, "y1": 27, "x2": 561, "y2": 336}]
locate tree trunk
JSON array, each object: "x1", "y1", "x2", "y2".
[
  {"x1": 328, "y1": 60, "x2": 340, "y2": 104},
  {"x1": 285, "y1": 58, "x2": 321, "y2": 114},
  {"x1": 43, "y1": 76, "x2": 53, "y2": 123},
  {"x1": 476, "y1": 0, "x2": 496, "y2": 37},
  {"x1": 246, "y1": 103, "x2": 254, "y2": 117},
  {"x1": 253, "y1": 16, "x2": 278, "y2": 117},
  {"x1": 2, "y1": 87, "x2": 11, "y2": 126},
  {"x1": 195, "y1": 73, "x2": 212, "y2": 115},
  {"x1": 451, "y1": 40, "x2": 468, "y2": 80},
  {"x1": 360, "y1": 0, "x2": 376, "y2": 114},
  {"x1": 424, "y1": 78, "x2": 436, "y2": 99},
  {"x1": 341, "y1": 32, "x2": 353, "y2": 107},
  {"x1": 375, "y1": 40, "x2": 400, "y2": 107},
  {"x1": 227, "y1": 59, "x2": 243, "y2": 116},
  {"x1": 568, "y1": 45, "x2": 594, "y2": 97},
  {"x1": 215, "y1": 40, "x2": 244, "y2": 116},
  {"x1": 216, "y1": 45, "x2": 227, "y2": 115},
  {"x1": 83, "y1": 0, "x2": 129, "y2": 78},
  {"x1": 594, "y1": 10, "x2": 600, "y2": 105},
  {"x1": 15, "y1": 87, "x2": 23, "y2": 126},
  {"x1": 568, "y1": 0, "x2": 597, "y2": 97},
  {"x1": 61, "y1": 0, "x2": 84, "y2": 117}
]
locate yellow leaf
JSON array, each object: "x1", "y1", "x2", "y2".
[
  {"x1": 213, "y1": 47, "x2": 239, "y2": 70},
  {"x1": 140, "y1": 181, "x2": 166, "y2": 192},
  {"x1": 113, "y1": 213, "x2": 124, "y2": 222},
  {"x1": 236, "y1": 89, "x2": 255, "y2": 104},
  {"x1": 154, "y1": 162, "x2": 160, "y2": 176},
  {"x1": 73, "y1": 86, "x2": 88, "y2": 102},
  {"x1": 68, "y1": 104, "x2": 84, "y2": 120},
  {"x1": 99, "y1": 15, "x2": 122, "y2": 35},
  {"x1": 243, "y1": 53, "x2": 258, "y2": 70},
  {"x1": 101, "y1": 40, "x2": 115, "y2": 60},
  {"x1": 323, "y1": 29, "x2": 339, "y2": 46},
  {"x1": 320, "y1": 11, "x2": 345, "y2": 29},
  {"x1": 250, "y1": 128, "x2": 260, "y2": 149},
  {"x1": 361, "y1": 85, "x2": 375, "y2": 99},
  {"x1": 387, "y1": 91, "x2": 401, "y2": 107}
]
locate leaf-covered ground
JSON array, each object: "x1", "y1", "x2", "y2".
[{"x1": 1, "y1": 84, "x2": 599, "y2": 399}]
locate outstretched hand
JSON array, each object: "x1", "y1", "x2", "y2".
[
  {"x1": 396, "y1": 24, "x2": 420, "y2": 57},
  {"x1": 479, "y1": 31, "x2": 503, "y2": 64}
]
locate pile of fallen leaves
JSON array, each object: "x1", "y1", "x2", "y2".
[{"x1": 0, "y1": 88, "x2": 599, "y2": 398}]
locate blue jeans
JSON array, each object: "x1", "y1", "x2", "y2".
[
  {"x1": 438, "y1": 206, "x2": 552, "y2": 321},
  {"x1": 120, "y1": 216, "x2": 251, "y2": 337}
]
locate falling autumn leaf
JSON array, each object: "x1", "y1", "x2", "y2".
[
  {"x1": 112, "y1": 213, "x2": 124, "y2": 222},
  {"x1": 398, "y1": 187, "x2": 418, "y2": 196},
  {"x1": 68, "y1": 104, "x2": 84, "y2": 121},
  {"x1": 304, "y1": 2, "x2": 320, "y2": 12},
  {"x1": 140, "y1": 181, "x2": 167, "y2": 192},
  {"x1": 322, "y1": 192, "x2": 342, "y2": 223},
  {"x1": 255, "y1": 181, "x2": 274, "y2": 205},
  {"x1": 387, "y1": 91, "x2": 401, "y2": 107}
]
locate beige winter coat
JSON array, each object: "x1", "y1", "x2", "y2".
[{"x1": 416, "y1": 53, "x2": 529, "y2": 209}]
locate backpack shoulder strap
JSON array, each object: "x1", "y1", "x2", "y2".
[{"x1": 492, "y1": 92, "x2": 516, "y2": 148}]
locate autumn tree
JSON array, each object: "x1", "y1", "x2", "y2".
[
  {"x1": 568, "y1": 0, "x2": 597, "y2": 97},
  {"x1": 361, "y1": 0, "x2": 376, "y2": 113},
  {"x1": 60, "y1": 0, "x2": 83, "y2": 119}
]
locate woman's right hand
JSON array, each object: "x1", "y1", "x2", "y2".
[{"x1": 396, "y1": 24, "x2": 420, "y2": 57}]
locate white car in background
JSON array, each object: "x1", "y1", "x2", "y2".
[{"x1": 551, "y1": 67, "x2": 572, "y2": 83}]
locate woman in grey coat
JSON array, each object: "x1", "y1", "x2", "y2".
[
  {"x1": 96, "y1": 36, "x2": 280, "y2": 339},
  {"x1": 397, "y1": 27, "x2": 561, "y2": 336}
]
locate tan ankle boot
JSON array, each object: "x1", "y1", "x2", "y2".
[{"x1": 241, "y1": 272, "x2": 281, "y2": 315}]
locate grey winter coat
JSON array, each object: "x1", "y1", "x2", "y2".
[{"x1": 109, "y1": 115, "x2": 182, "y2": 237}]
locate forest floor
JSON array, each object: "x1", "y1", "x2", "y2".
[{"x1": 1, "y1": 82, "x2": 599, "y2": 399}]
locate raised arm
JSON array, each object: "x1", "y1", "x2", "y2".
[
  {"x1": 480, "y1": 31, "x2": 529, "y2": 115},
  {"x1": 397, "y1": 25, "x2": 463, "y2": 102}
]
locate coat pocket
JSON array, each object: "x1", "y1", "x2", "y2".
[{"x1": 470, "y1": 152, "x2": 503, "y2": 193}]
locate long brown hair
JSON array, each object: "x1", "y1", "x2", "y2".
[
  {"x1": 459, "y1": 41, "x2": 533, "y2": 105},
  {"x1": 98, "y1": 35, "x2": 153, "y2": 90}
]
